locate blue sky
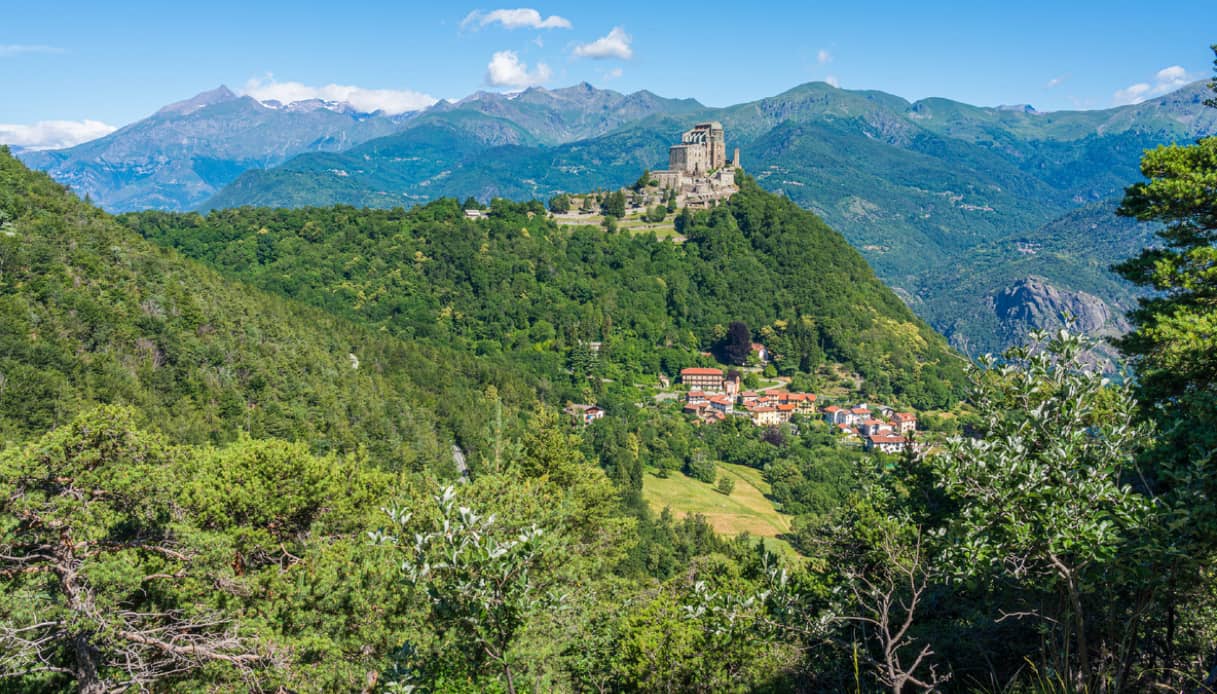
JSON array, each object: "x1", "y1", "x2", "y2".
[{"x1": 2, "y1": 1, "x2": 1215, "y2": 148}]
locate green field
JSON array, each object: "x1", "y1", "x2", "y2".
[
  {"x1": 643, "y1": 462, "x2": 799, "y2": 558},
  {"x1": 552, "y1": 213, "x2": 683, "y2": 239}
]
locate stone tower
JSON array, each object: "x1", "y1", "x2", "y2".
[{"x1": 668, "y1": 122, "x2": 726, "y2": 174}]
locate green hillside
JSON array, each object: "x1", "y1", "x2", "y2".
[
  {"x1": 0, "y1": 147, "x2": 540, "y2": 467},
  {"x1": 127, "y1": 175, "x2": 965, "y2": 409}
]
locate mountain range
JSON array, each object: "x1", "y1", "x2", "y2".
[
  {"x1": 17, "y1": 80, "x2": 1217, "y2": 357},
  {"x1": 16, "y1": 86, "x2": 415, "y2": 211}
]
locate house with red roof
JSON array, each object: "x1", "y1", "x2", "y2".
[
  {"x1": 823, "y1": 405, "x2": 849, "y2": 426},
  {"x1": 892, "y1": 412, "x2": 918, "y2": 434},
  {"x1": 680, "y1": 367, "x2": 725, "y2": 391},
  {"x1": 859, "y1": 418, "x2": 893, "y2": 436},
  {"x1": 563, "y1": 403, "x2": 605, "y2": 426},
  {"x1": 863, "y1": 433, "x2": 910, "y2": 454},
  {"x1": 751, "y1": 342, "x2": 770, "y2": 363},
  {"x1": 749, "y1": 406, "x2": 782, "y2": 427}
]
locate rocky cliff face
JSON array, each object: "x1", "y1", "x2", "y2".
[
  {"x1": 992, "y1": 276, "x2": 1130, "y2": 366},
  {"x1": 994, "y1": 276, "x2": 1123, "y2": 334}
]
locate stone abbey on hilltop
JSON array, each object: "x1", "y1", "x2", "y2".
[{"x1": 652, "y1": 121, "x2": 741, "y2": 208}]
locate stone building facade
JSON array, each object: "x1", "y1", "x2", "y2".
[
  {"x1": 668, "y1": 122, "x2": 726, "y2": 174},
  {"x1": 650, "y1": 122, "x2": 742, "y2": 208}
]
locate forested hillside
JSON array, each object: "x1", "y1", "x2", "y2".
[
  {"x1": 125, "y1": 175, "x2": 965, "y2": 409},
  {"x1": 0, "y1": 147, "x2": 540, "y2": 468},
  {"x1": 0, "y1": 147, "x2": 893, "y2": 691}
]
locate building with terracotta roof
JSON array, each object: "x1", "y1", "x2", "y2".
[
  {"x1": 680, "y1": 367, "x2": 725, "y2": 391},
  {"x1": 749, "y1": 406, "x2": 782, "y2": 427},
  {"x1": 776, "y1": 403, "x2": 798, "y2": 422},
  {"x1": 563, "y1": 403, "x2": 605, "y2": 426},
  {"x1": 859, "y1": 419, "x2": 893, "y2": 436},
  {"x1": 751, "y1": 342, "x2": 769, "y2": 363},
  {"x1": 823, "y1": 405, "x2": 850, "y2": 426},
  {"x1": 863, "y1": 434, "x2": 910, "y2": 454},
  {"x1": 892, "y1": 412, "x2": 918, "y2": 434}
]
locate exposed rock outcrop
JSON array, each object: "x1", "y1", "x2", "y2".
[
  {"x1": 991, "y1": 276, "x2": 1130, "y2": 368},
  {"x1": 994, "y1": 276, "x2": 1123, "y2": 334}
]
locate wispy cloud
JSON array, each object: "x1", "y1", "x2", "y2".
[
  {"x1": 0, "y1": 119, "x2": 115, "y2": 150},
  {"x1": 485, "y1": 50, "x2": 552, "y2": 88},
  {"x1": 572, "y1": 27, "x2": 632, "y2": 60},
  {"x1": 817, "y1": 49, "x2": 832, "y2": 65},
  {"x1": 825, "y1": 75, "x2": 840, "y2": 88},
  {"x1": 1045, "y1": 74, "x2": 1068, "y2": 89},
  {"x1": 462, "y1": 8, "x2": 571, "y2": 30},
  {"x1": 241, "y1": 76, "x2": 437, "y2": 114},
  {"x1": 0, "y1": 44, "x2": 63, "y2": 57},
  {"x1": 603, "y1": 67, "x2": 623, "y2": 80},
  {"x1": 1113, "y1": 65, "x2": 1193, "y2": 105}
]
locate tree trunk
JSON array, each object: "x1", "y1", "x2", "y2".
[
  {"x1": 1063, "y1": 567, "x2": 1090, "y2": 690},
  {"x1": 503, "y1": 662, "x2": 516, "y2": 694},
  {"x1": 1050, "y1": 555, "x2": 1090, "y2": 690},
  {"x1": 73, "y1": 634, "x2": 106, "y2": 694},
  {"x1": 59, "y1": 533, "x2": 107, "y2": 693}
]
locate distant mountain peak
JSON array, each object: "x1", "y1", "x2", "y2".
[
  {"x1": 455, "y1": 90, "x2": 502, "y2": 105},
  {"x1": 258, "y1": 98, "x2": 362, "y2": 115},
  {"x1": 156, "y1": 85, "x2": 238, "y2": 117}
]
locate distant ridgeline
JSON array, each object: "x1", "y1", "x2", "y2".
[{"x1": 121, "y1": 170, "x2": 966, "y2": 410}]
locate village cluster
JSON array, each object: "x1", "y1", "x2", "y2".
[
  {"x1": 677, "y1": 366, "x2": 919, "y2": 454},
  {"x1": 565, "y1": 359, "x2": 921, "y2": 454}
]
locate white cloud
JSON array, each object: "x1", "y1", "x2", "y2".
[
  {"x1": 1046, "y1": 74, "x2": 1068, "y2": 89},
  {"x1": 1113, "y1": 83, "x2": 1151, "y2": 104},
  {"x1": 0, "y1": 44, "x2": 63, "y2": 57},
  {"x1": 240, "y1": 77, "x2": 437, "y2": 114},
  {"x1": 1155, "y1": 65, "x2": 1188, "y2": 83},
  {"x1": 572, "y1": 27, "x2": 632, "y2": 60},
  {"x1": 0, "y1": 119, "x2": 116, "y2": 150},
  {"x1": 604, "y1": 67, "x2": 623, "y2": 80},
  {"x1": 1113, "y1": 64, "x2": 1193, "y2": 105},
  {"x1": 462, "y1": 8, "x2": 571, "y2": 30},
  {"x1": 485, "y1": 50, "x2": 552, "y2": 88},
  {"x1": 825, "y1": 75, "x2": 840, "y2": 88},
  {"x1": 817, "y1": 49, "x2": 832, "y2": 65}
]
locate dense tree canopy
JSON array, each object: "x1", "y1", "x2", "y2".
[
  {"x1": 9, "y1": 52, "x2": 1217, "y2": 687},
  {"x1": 120, "y1": 176, "x2": 965, "y2": 410}
]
